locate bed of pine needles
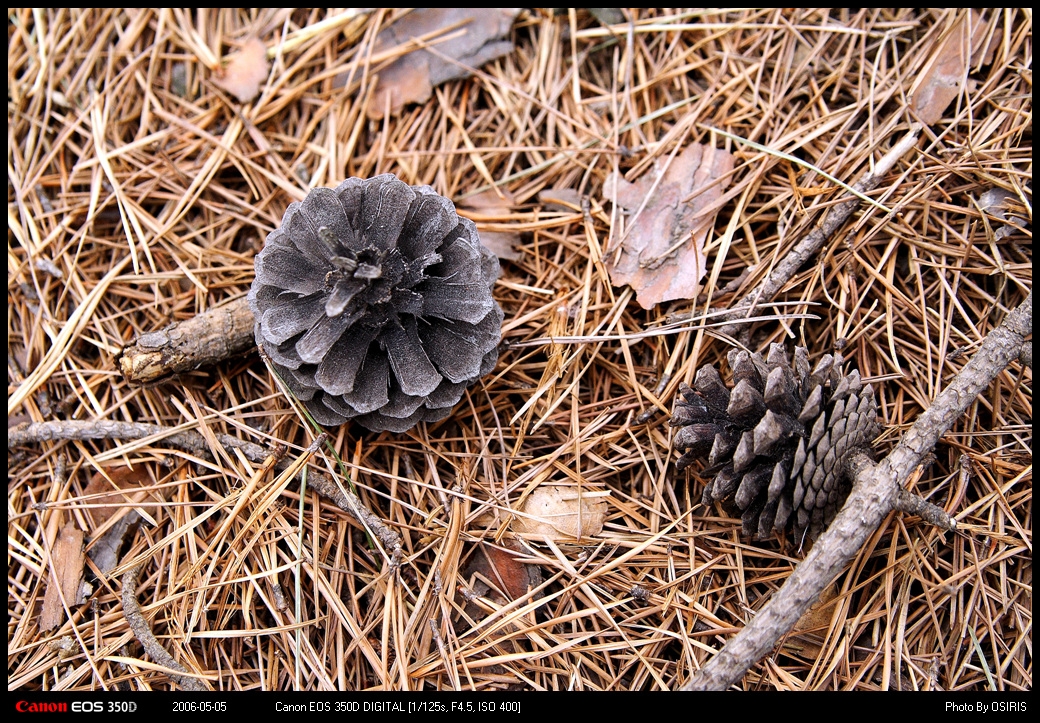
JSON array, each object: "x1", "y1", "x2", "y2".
[{"x1": 8, "y1": 9, "x2": 1031, "y2": 691}]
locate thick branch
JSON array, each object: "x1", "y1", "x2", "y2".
[
  {"x1": 683, "y1": 291, "x2": 1031, "y2": 691},
  {"x1": 119, "y1": 298, "x2": 255, "y2": 385}
]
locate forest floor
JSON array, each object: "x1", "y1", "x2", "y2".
[{"x1": 8, "y1": 9, "x2": 1031, "y2": 691}]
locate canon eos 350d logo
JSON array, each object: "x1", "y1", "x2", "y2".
[{"x1": 16, "y1": 700, "x2": 136, "y2": 713}]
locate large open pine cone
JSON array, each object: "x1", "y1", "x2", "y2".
[
  {"x1": 670, "y1": 344, "x2": 880, "y2": 543},
  {"x1": 249, "y1": 174, "x2": 503, "y2": 432}
]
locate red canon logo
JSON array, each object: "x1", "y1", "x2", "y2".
[{"x1": 15, "y1": 701, "x2": 68, "y2": 713}]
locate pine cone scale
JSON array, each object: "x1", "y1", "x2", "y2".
[
  {"x1": 314, "y1": 325, "x2": 378, "y2": 395},
  {"x1": 798, "y1": 384, "x2": 823, "y2": 423},
  {"x1": 360, "y1": 178, "x2": 414, "y2": 250},
  {"x1": 418, "y1": 312, "x2": 498, "y2": 383},
  {"x1": 256, "y1": 247, "x2": 324, "y2": 295},
  {"x1": 305, "y1": 188, "x2": 356, "y2": 249},
  {"x1": 399, "y1": 196, "x2": 456, "y2": 259},
  {"x1": 341, "y1": 351, "x2": 389, "y2": 413},
  {"x1": 384, "y1": 321, "x2": 442, "y2": 397},
  {"x1": 296, "y1": 312, "x2": 354, "y2": 365},
  {"x1": 261, "y1": 295, "x2": 324, "y2": 345}
]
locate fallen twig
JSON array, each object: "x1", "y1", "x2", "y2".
[
  {"x1": 893, "y1": 487, "x2": 957, "y2": 530},
  {"x1": 682, "y1": 290, "x2": 1031, "y2": 690},
  {"x1": 119, "y1": 298, "x2": 255, "y2": 385},
  {"x1": 9, "y1": 419, "x2": 402, "y2": 558},
  {"x1": 121, "y1": 564, "x2": 210, "y2": 691}
]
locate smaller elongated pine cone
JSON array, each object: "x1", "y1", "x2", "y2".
[{"x1": 670, "y1": 344, "x2": 880, "y2": 543}]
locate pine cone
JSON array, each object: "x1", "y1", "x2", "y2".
[
  {"x1": 248, "y1": 174, "x2": 503, "y2": 432},
  {"x1": 670, "y1": 344, "x2": 880, "y2": 543}
]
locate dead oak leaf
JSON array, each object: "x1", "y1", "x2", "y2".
[
  {"x1": 83, "y1": 465, "x2": 164, "y2": 528},
  {"x1": 365, "y1": 8, "x2": 520, "y2": 119},
  {"x1": 785, "y1": 582, "x2": 841, "y2": 660},
  {"x1": 460, "y1": 539, "x2": 540, "y2": 607},
  {"x1": 911, "y1": 10, "x2": 997, "y2": 125},
  {"x1": 603, "y1": 143, "x2": 734, "y2": 309},
  {"x1": 459, "y1": 187, "x2": 516, "y2": 215},
  {"x1": 457, "y1": 538, "x2": 542, "y2": 639},
  {"x1": 477, "y1": 231, "x2": 522, "y2": 262},
  {"x1": 212, "y1": 36, "x2": 269, "y2": 103},
  {"x1": 538, "y1": 187, "x2": 582, "y2": 211}
]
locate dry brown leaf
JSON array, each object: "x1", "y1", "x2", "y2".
[
  {"x1": 40, "y1": 522, "x2": 86, "y2": 631},
  {"x1": 458, "y1": 538, "x2": 542, "y2": 643},
  {"x1": 786, "y1": 583, "x2": 841, "y2": 659},
  {"x1": 459, "y1": 187, "x2": 516, "y2": 215},
  {"x1": 603, "y1": 143, "x2": 734, "y2": 309},
  {"x1": 366, "y1": 8, "x2": 520, "y2": 119},
  {"x1": 478, "y1": 231, "x2": 522, "y2": 261},
  {"x1": 212, "y1": 36, "x2": 269, "y2": 103},
  {"x1": 83, "y1": 465, "x2": 162, "y2": 528},
  {"x1": 513, "y1": 485, "x2": 608, "y2": 541},
  {"x1": 83, "y1": 465, "x2": 165, "y2": 574},
  {"x1": 911, "y1": 11, "x2": 996, "y2": 125},
  {"x1": 461, "y1": 539, "x2": 539, "y2": 604}
]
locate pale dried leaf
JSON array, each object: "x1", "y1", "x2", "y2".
[
  {"x1": 912, "y1": 11, "x2": 995, "y2": 125},
  {"x1": 47, "y1": 635, "x2": 78, "y2": 661},
  {"x1": 88, "y1": 513, "x2": 139, "y2": 576},
  {"x1": 170, "y1": 62, "x2": 188, "y2": 98},
  {"x1": 212, "y1": 36, "x2": 269, "y2": 103},
  {"x1": 514, "y1": 485, "x2": 608, "y2": 541},
  {"x1": 588, "y1": 8, "x2": 624, "y2": 26},
  {"x1": 978, "y1": 187, "x2": 1029, "y2": 241},
  {"x1": 603, "y1": 143, "x2": 734, "y2": 309},
  {"x1": 366, "y1": 8, "x2": 520, "y2": 119},
  {"x1": 978, "y1": 187, "x2": 1017, "y2": 215},
  {"x1": 40, "y1": 522, "x2": 85, "y2": 631},
  {"x1": 459, "y1": 188, "x2": 521, "y2": 260}
]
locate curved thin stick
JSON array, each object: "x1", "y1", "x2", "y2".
[{"x1": 121, "y1": 564, "x2": 210, "y2": 691}]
